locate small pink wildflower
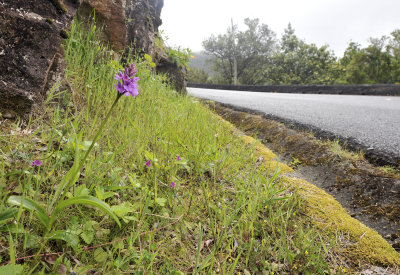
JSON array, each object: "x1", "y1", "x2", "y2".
[
  {"x1": 170, "y1": 182, "x2": 175, "y2": 188},
  {"x1": 176, "y1": 155, "x2": 181, "y2": 161},
  {"x1": 145, "y1": 160, "x2": 151, "y2": 167},
  {"x1": 31, "y1": 160, "x2": 42, "y2": 166}
]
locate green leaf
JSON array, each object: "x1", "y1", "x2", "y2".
[
  {"x1": 0, "y1": 208, "x2": 18, "y2": 224},
  {"x1": 81, "y1": 140, "x2": 98, "y2": 151},
  {"x1": 155, "y1": 197, "x2": 167, "y2": 207},
  {"x1": 111, "y1": 202, "x2": 135, "y2": 217},
  {"x1": 49, "y1": 230, "x2": 80, "y2": 250},
  {"x1": 50, "y1": 131, "x2": 81, "y2": 210},
  {"x1": 111, "y1": 202, "x2": 138, "y2": 223},
  {"x1": 94, "y1": 247, "x2": 108, "y2": 263},
  {"x1": 24, "y1": 234, "x2": 41, "y2": 249},
  {"x1": 93, "y1": 223, "x2": 110, "y2": 239},
  {"x1": 127, "y1": 174, "x2": 141, "y2": 189},
  {"x1": 74, "y1": 185, "x2": 90, "y2": 197},
  {"x1": 7, "y1": 196, "x2": 49, "y2": 228},
  {"x1": 144, "y1": 54, "x2": 153, "y2": 63},
  {"x1": 0, "y1": 224, "x2": 26, "y2": 233},
  {"x1": 95, "y1": 187, "x2": 114, "y2": 200},
  {"x1": 0, "y1": 264, "x2": 24, "y2": 275},
  {"x1": 50, "y1": 195, "x2": 121, "y2": 228},
  {"x1": 80, "y1": 221, "x2": 96, "y2": 244}
]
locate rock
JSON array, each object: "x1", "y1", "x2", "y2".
[
  {"x1": 79, "y1": 0, "x2": 187, "y2": 93},
  {"x1": 125, "y1": 0, "x2": 164, "y2": 58},
  {"x1": 79, "y1": 0, "x2": 163, "y2": 56},
  {"x1": 1, "y1": 0, "x2": 186, "y2": 118},
  {"x1": 156, "y1": 57, "x2": 187, "y2": 94},
  {"x1": 0, "y1": 0, "x2": 78, "y2": 117},
  {"x1": 78, "y1": 0, "x2": 126, "y2": 51}
]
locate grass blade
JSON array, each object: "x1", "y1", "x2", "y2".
[
  {"x1": 50, "y1": 195, "x2": 121, "y2": 228},
  {"x1": 7, "y1": 196, "x2": 50, "y2": 228}
]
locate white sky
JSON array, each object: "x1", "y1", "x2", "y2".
[{"x1": 160, "y1": 0, "x2": 400, "y2": 57}]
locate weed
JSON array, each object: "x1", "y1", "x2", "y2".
[
  {"x1": 290, "y1": 157, "x2": 302, "y2": 169},
  {"x1": 379, "y1": 165, "x2": 400, "y2": 177},
  {"x1": 329, "y1": 139, "x2": 364, "y2": 161}
]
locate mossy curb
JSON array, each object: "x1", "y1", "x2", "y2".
[
  {"x1": 213, "y1": 111, "x2": 400, "y2": 268},
  {"x1": 282, "y1": 177, "x2": 400, "y2": 267}
]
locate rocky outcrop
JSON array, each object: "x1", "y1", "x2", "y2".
[
  {"x1": 0, "y1": 0, "x2": 78, "y2": 118},
  {"x1": 79, "y1": 0, "x2": 187, "y2": 94},
  {"x1": 156, "y1": 58, "x2": 187, "y2": 93},
  {"x1": 78, "y1": 0, "x2": 126, "y2": 51},
  {"x1": 125, "y1": 0, "x2": 187, "y2": 94},
  {"x1": 0, "y1": 0, "x2": 186, "y2": 118},
  {"x1": 125, "y1": 0, "x2": 164, "y2": 58}
]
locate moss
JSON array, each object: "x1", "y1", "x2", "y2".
[
  {"x1": 60, "y1": 29, "x2": 70, "y2": 39},
  {"x1": 282, "y1": 177, "x2": 400, "y2": 266},
  {"x1": 49, "y1": 0, "x2": 68, "y2": 14},
  {"x1": 240, "y1": 135, "x2": 293, "y2": 174},
  {"x1": 45, "y1": 18, "x2": 54, "y2": 24}
]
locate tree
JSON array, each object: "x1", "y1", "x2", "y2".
[
  {"x1": 202, "y1": 18, "x2": 277, "y2": 85},
  {"x1": 341, "y1": 34, "x2": 398, "y2": 84},
  {"x1": 187, "y1": 68, "x2": 209, "y2": 84},
  {"x1": 267, "y1": 24, "x2": 341, "y2": 84},
  {"x1": 387, "y1": 29, "x2": 400, "y2": 83}
]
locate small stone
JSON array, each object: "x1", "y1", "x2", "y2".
[{"x1": 2, "y1": 112, "x2": 15, "y2": 119}]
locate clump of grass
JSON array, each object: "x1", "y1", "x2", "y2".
[
  {"x1": 0, "y1": 19, "x2": 344, "y2": 273},
  {"x1": 379, "y1": 165, "x2": 400, "y2": 177},
  {"x1": 328, "y1": 139, "x2": 364, "y2": 161}
]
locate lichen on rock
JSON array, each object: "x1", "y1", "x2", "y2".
[{"x1": 0, "y1": 0, "x2": 78, "y2": 117}]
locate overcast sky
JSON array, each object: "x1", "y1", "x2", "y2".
[{"x1": 160, "y1": 0, "x2": 400, "y2": 57}]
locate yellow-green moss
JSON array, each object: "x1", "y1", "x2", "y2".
[
  {"x1": 240, "y1": 135, "x2": 293, "y2": 174},
  {"x1": 282, "y1": 177, "x2": 400, "y2": 266}
]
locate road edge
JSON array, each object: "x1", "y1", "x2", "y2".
[{"x1": 211, "y1": 104, "x2": 400, "y2": 268}]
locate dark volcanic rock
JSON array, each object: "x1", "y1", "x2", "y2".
[
  {"x1": 0, "y1": 0, "x2": 78, "y2": 118},
  {"x1": 156, "y1": 57, "x2": 187, "y2": 94},
  {"x1": 1, "y1": 0, "x2": 186, "y2": 117},
  {"x1": 125, "y1": 0, "x2": 164, "y2": 58}
]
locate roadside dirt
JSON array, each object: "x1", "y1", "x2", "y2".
[{"x1": 207, "y1": 101, "x2": 400, "y2": 252}]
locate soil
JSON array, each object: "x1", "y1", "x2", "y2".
[{"x1": 207, "y1": 101, "x2": 400, "y2": 252}]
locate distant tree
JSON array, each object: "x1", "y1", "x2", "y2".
[
  {"x1": 202, "y1": 20, "x2": 400, "y2": 85},
  {"x1": 387, "y1": 29, "x2": 400, "y2": 83},
  {"x1": 267, "y1": 24, "x2": 341, "y2": 84},
  {"x1": 202, "y1": 18, "x2": 277, "y2": 85},
  {"x1": 340, "y1": 34, "x2": 399, "y2": 84},
  {"x1": 187, "y1": 68, "x2": 209, "y2": 84},
  {"x1": 340, "y1": 42, "x2": 362, "y2": 67}
]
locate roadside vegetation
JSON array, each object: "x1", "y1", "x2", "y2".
[
  {"x1": 1, "y1": 19, "x2": 399, "y2": 274},
  {"x1": 0, "y1": 19, "x2": 337, "y2": 274}
]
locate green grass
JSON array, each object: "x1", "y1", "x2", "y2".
[
  {"x1": 0, "y1": 19, "x2": 338, "y2": 274},
  {"x1": 328, "y1": 139, "x2": 364, "y2": 161}
]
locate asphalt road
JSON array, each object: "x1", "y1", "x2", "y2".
[{"x1": 188, "y1": 88, "x2": 400, "y2": 164}]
